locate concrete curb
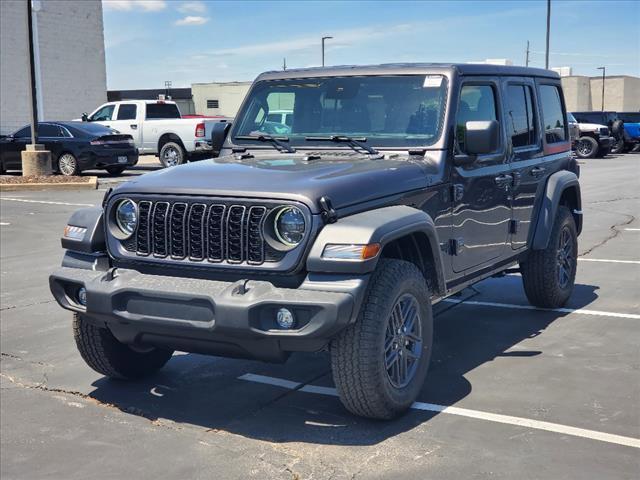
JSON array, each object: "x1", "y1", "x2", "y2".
[{"x1": 0, "y1": 176, "x2": 98, "y2": 191}]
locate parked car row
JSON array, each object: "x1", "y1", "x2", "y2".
[{"x1": 569, "y1": 110, "x2": 639, "y2": 159}]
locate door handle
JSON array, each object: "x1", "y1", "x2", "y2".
[
  {"x1": 130, "y1": 124, "x2": 138, "y2": 130},
  {"x1": 530, "y1": 166, "x2": 546, "y2": 177},
  {"x1": 494, "y1": 174, "x2": 513, "y2": 187}
]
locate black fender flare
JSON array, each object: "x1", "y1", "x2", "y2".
[
  {"x1": 531, "y1": 170, "x2": 582, "y2": 250},
  {"x1": 306, "y1": 205, "x2": 446, "y2": 295},
  {"x1": 61, "y1": 207, "x2": 105, "y2": 253}
]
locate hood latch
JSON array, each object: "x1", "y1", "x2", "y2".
[{"x1": 319, "y1": 196, "x2": 338, "y2": 224}]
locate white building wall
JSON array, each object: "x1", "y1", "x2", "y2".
[
  {"x1": 0, "y1": 0, "x2": 107, "y2": 134},
  {"x1": 192, "y1": 82, "x2": 252, "y2": 117}
]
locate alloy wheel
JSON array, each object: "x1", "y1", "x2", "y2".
[
  {"x1": 384, "y1": 293, "x2": 423, "y2": 388},
  {"x1": 58, "y1": 154, "x2": 77, "y2": 176},
  {"x1": 557, "y1": 226, "x2": 574, "y2": 289}
]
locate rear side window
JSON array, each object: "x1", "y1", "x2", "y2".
[
  {"x1": 117, "y1": 104, "x2": 137, "y2": 120},
  {"x1": 38, "y1": 124, "x2": 64, "y2": 137},
  {"x1": 145, "y1": 103, "x2": 181, "y2": 119},
  {"x1": 539, "y1": 85, "x2": 566, "y2": 143},
  {"x1": 457, "y1": 84, "x2": 498, "y2": 153},
  {"x1": 506, "y1": 85, "x2": 537, "y2": 148}
]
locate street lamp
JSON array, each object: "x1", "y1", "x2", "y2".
[
  {"x1": 597, "y1": 67, "x2": 606, "y2": 112},
  {"x1": 321, "y1": 36, "x2": 333, "y2": 67}
]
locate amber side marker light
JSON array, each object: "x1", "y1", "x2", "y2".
[{"x1": 321, "y1": 243, "x2": 381, "y2": 261}]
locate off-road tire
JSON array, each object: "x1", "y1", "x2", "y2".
[
  {"x1": 73, "y1": 314, "x2": 174, "y2": 379},
  {"x1": 105, "y1": 165, "x2": 126, "y2": 175},
  {"x1": 520, "y1": 206, "x2": 578, "y2": 308},
  {"x1": 159, "y1": 141, "x2": 185, "y2": 168},
  {"x1": 330, "y1": 259, "x2": 433, "y2": 419},
  {"x1": 574, "y1": 136, "x2": 598, "y2": 159},
  {"x1": 610, "y1": 138, "x2": 625, "y2": 155}
]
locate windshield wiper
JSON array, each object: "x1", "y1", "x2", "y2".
[
  {"x1": 234, "y1": 134, "x2": 296, "y2": 153},
  {"x1": 305, "y1": 136, "x2": 379, "y2": 155}
]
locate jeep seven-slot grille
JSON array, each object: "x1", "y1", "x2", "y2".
[{"x1": 125, "y1": 200, "x2": 273, "y2": 265}]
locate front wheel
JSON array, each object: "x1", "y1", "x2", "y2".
[
  {"x1": 331, "y1": 259, "x2": 433, "y2": 419},
  {"x1": 73, "y1": 314, "x2": 174, "y2": 379},
  {"x1": 159, "y1": 141, "x2": 185, "y2": 168},
  {"x1": 520, "y1": 206, "x2": 578, "y2": 308},
  {"x1": 574, "y1": 136, "x2": 599, "y2": 159}
]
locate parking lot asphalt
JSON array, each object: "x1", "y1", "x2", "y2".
[{"x1": 1, "y1": 153, "x2": 639, "y2": 479}]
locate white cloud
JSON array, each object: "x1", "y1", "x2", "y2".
[
  {"x1": 177, "y1": 1, "x2": 207, "y2": 14},
  {"x1": 175, "y1": 15, "x2": 209, "y2": 26},
  {"x1": 102, "y1": 0, "x2": 167, "y2": 12}
]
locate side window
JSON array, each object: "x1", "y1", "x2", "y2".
[
  {"x1": 91, "y1": 105, "x2": 115, "y2": 122},
  {"x1": 14, "y1": 126, "x2": 31, "y2": 138},
  {"x1": 457, "y1": 84, "x2": 498, "y2": 153},
  {"x1": 539, "y1": 85, "x2": 566, "y2": 143},
  {"x1": 38, "y1": 124, "x2": 63, "y2": 137},
  {"x1": 116, "y1": 104, "x2": 137, "y2": 121},
  {"x1": 506, "y1": 85, "x2": 537, "y2": 148}
]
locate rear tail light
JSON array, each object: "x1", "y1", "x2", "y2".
[
  {"x1": 90, "y1": 139, "x2": 105, "y2": 145},
  {"x1": 195, "y1": 122, "x2": 205, "y2": 138}
]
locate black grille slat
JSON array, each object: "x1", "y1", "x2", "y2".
[
  {"x1": 152, "y1": 202, "x2": 169, "y2": 257},
  {"x1": 188, "y1": 204, "x2": 207, "y2": 260},
  {"x1": 207, "y1": 205, "x2": 226, "y2": 262},
  {"x1": 126, "y1": 199, "x2": 277, "y2": 265},
  {"x1": 226, "y1": 206, "x2": 246, "y2": 263},
  {"x1": 170, "y1": 203, "x2": 188, "y2": 259},
  {"x1": 247, "y1": 206, "x2": 266, "y2": 264},
  {"x1": 136, "y1": 201, "x2": 152, "y2": 255}
]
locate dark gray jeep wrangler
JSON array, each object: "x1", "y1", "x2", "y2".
[{"x1": 50, "y1": 64, "x2": 582, "y2": 419}]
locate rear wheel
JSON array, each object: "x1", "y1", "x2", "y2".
[
  {"x1": 58, "y1": 153, "x2": 80, "y2": 176},
  {"x1": 574, "y1": 136, "x2": 598, "y2": 159},
  {"x1": 610, "y1": 138, "x2": 625, "y2": 154},
  {"x1": 159, "y1": 141, "x2": 185, "y2": 168},
  {"x1": 331, "y1": 259, "x2": 433, "y2": 419},
  {"x1": 105, "y1": 165, "x2": 126, "y2": 175},
  {"x1": 520, "y1": 206, "x2": 578, "y2": 308},
  {"x1": 73, "y1": 314, "x2": 174, "y2": 379}
]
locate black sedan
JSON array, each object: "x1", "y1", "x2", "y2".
[{"x1": 0, "y1": 122, "x2": 138, "y2": 176}]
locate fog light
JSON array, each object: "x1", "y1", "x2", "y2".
[
  {"x1": 77, "y1": 287, "x2": 87, "y2": 306},
  {"x1": 276, "y1": 308, "x2": 295, "y2": 329}
]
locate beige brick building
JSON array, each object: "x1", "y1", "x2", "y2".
[
  {"x1": 562, "y1": 75, "x2": 640, "y2": 112},
  {"x1": 0, "y1": 0, "x2": 107, "y2": 134},
  {"x1": 191, "y1": 82, "x2": 253, "y2": 118}
]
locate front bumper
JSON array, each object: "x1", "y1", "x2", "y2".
[
  {"x1": 598, "y1": 135, "x2": 613, "y2": 149},
  {"x1": 49, "y1": 265, "x2": 368, "y2": 362}
]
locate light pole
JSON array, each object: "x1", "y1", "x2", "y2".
[
  {"x1": 597, "y1": 67, "x2": 606, "y2": 111},
  {"x1": 321, "y1": 36, "x2": 333, "y2": 67},
  {"x1": 545, "y1": 0, "x2": 551, "y2": 69}
]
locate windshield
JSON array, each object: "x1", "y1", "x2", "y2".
[
  {"x1": 619, "y1": 112, "x2": 640, "y2": 123},
  {"x1": 567, "y1": 112, "x2": 577, "y2": 123},
  {"x1": 232, "y1": 75, "x2": 448, "y2": 148}
]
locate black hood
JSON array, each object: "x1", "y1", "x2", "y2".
[{"x1": 114, "y1": 152, "x2": 443, "y2": 213}]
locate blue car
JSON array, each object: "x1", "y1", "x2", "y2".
[{"x1": 617, "y1": 112, "x2": 640, "y2": 152}]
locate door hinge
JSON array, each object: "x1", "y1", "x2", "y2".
[
  {"x1": 509, "y1": 219, "x2": 519, "y2": 234},
  {"x1": 449, "y1": 238, "x2": 464, "y2": 255},
  {"x1": 451, "y1": 184, "x2": 464, "y2": 202}
]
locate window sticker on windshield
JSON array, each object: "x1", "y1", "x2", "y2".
[{"x1": 423, "y1": 75, "x2": 443, "y2": 88}]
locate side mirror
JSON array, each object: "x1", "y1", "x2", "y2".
[
  {"x1": 465, "y1": 120, "x2": 499, "y2": 155},
  {"x1": 211, "y1": 122, "x2": 232, "y2": 157},
  {"x1": 81, "y1": 113, "x2": 89, "y2": 122}
]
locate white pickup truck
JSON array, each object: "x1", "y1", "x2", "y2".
[{"x1": 80, "y1": 100, "x2": 230, "y2": 167}]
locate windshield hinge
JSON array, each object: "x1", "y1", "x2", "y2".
[
  {"x1": 319, "y1": 196, "x2": 338, "y2": 224},
  {"x1": 102, "y1": 187, "x2": 112, "y2": 208}
]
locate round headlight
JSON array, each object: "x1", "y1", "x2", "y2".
[
  {"x1": 274, "y1": 206, "x2": 305, "y2": 247},
  {"x1": 115, "y1": 199, "x2": 137, "y2": 237}
]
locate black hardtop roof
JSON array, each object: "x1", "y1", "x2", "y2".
[{"x1": 256, "y1": 63, "x2": 559, "y2": 81}]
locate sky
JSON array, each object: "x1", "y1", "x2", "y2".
[{"x1": 102, "y1": 0, "x2": 640, "y2": 90}]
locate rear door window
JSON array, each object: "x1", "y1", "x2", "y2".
[
  {"x1": 117, "y1": 104, "x2": 137, "y2": 120},
  {"x1": 539, "y1": 85, "x2": 566, "y2": 143},
  {"x1": 38, "y1": 124, "x2": 64, "y2": 137},
  {"x1": 506, "y1": 85, "x2": 537, "y2": 148},
  {"x1": 145, "y1": 103, "x2": 181, "y2": 119},
  {"x1": 456, "y1": 84, "x2": 498, "y2": 153}
]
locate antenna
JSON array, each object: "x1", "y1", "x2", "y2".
[{"x1": 525, "y1": 40, "x2": 530, "y2": 67}]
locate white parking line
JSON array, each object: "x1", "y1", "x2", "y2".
[
  {"x1": 578, "y1": 258, "x2": 640, "y2": 265},
  {"x1": 624, "y1": 228, "x2": 640, "y2": 231},
  {"x1": 0, "y1": 222, "x2": 9, "y2": 226},
  {"x1": 442, "y1": 299, "x2": 640, "y2": 319},
  {"x1": 239, "y1": 373, "x2": 640, "y2": 449},
  {"x1": 0, "y1": 197, "x2": 94, "y2": 207}
]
